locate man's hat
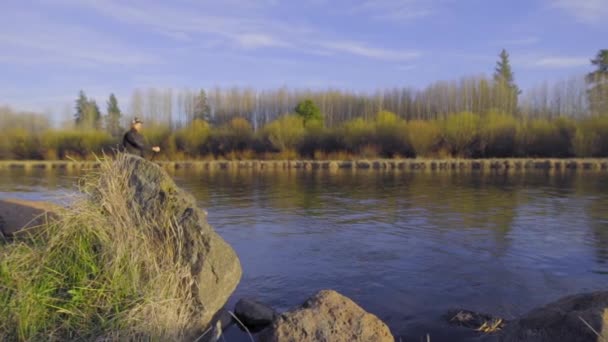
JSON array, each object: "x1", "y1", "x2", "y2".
[{"x1": 132, "y1": 117, "x2": 143, "y2": 125}]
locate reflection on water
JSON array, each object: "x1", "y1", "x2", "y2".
[{"x1": 1, "y1": 169, "x2": 607, "y2": 341}]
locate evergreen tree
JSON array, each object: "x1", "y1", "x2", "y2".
[
  {"x1": 74, "y1": 90, "x2": 88, "y2": 126},
  {"x1": 74, "y1": 90, "x2": 101, "y2": 129},
  {"x1": 493, "y1": 49, "x2": 520, "y2": 114},
  {"x1": 295, "y1": 99, "x2": 323, "y2": 126},
  {"x1": 106, "y1": 93, "x2": 122, "y2": 136},
  {"x1": 586, "y1": 49, "x2": 608, "y2": 115},
  {"x1": 193, "y1": 89, "x2": 211, "y2": 122}
]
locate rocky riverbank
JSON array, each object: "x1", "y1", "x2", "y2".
[{"x1": 222, "y1": 289, "x2": 608, "y2": 341}]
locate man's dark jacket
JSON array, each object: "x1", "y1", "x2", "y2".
[{"x1": 122, "y1": 129, "x2": 147, "y2": 157}]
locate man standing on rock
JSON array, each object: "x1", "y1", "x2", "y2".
[{"x1": 122, "y1": 118, "x2": 161, "y2": 158}]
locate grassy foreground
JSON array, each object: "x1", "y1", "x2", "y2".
[{"x1": 0, "y1": 154, "x2": 208, "y2": 341}]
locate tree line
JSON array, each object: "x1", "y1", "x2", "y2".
[{"x1": 1, "y1": 49, "x2": 607, "y2": 160}]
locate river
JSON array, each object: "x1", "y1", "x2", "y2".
[{"x1": 1, "y1": 169, "x2": 607, "y2": 341}]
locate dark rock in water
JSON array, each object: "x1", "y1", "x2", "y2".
[
  {"x1": 0, "y1": 199, "x2": 58, "y2": 237},
  {"x1": 0, "y1": 214, "x2": 5, "y2": 239},
  {"x1": 446, "y1": 309, "x2": 506, "y2": 332},
  {"x1": 234, "y1": 298, "x2": 277, "y2": 333},
  {"x1": 259, "y1": 289, "x2": 394, "y2": 342},
  {"x1": 95, "y1": 155, "x2": 242, "y2": 333},
  {"x1": 216, "y1": 309, "x2": 236, "y2": 329},
  {"x1": 500, "y1": 291, "x2": 608, "y2": 342},
  {"x1": 201, "y1": 308, "x2": 235, "y2": 342}
]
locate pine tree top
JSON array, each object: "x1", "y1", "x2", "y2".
[
  {"x1": 591, "y1": 49, "x2": 608, "y2": 73},
  {"x1": 494, "y1": 49, "x2": 514, "y2": 83}
]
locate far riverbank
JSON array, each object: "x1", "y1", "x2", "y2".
[{"x1": 1, "y1": 158, "x2": 608, "y2": 172}]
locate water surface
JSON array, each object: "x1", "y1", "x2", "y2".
[{"x1": 1, "y1": 169, "x2": 607, "y2": 341}]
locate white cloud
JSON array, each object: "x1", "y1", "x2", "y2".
[
  {"x1": 397, "y1": 64, "x2": 416, "y2": 71},
  {"x1": 53, "y1": 0, "x2": 421, "y2": 62},
  {"x1": 233, "y1": 33, "x2": 290, "y2": 49},
  {"x1": 550, "y1": 0, "x2": 608, "y2": 24},
  {"x1": 0, "y1": 11, "x2": 159, "y2": 67},
  {"x1": 496, "y1": 36, "x2": 540, "y2": 46},
  {"x1": 514, "y1": 54, "x2": 590, "y2": 68},
  {"x1": 533, "y1": 57, "x2": 589, "y2": 68},
  {"x1": 55, "y1": 0, "x2": 295, "y2": 49},
  {"x1": 318, "y1": 41, "x2": 420, "y2": 61},
  {"x1": 354, "y1": 0, "x2": 438, "y2": 21}
]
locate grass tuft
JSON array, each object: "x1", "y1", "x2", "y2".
[
  {"x1": 476, "y1": 318, "x2": 504, "y2": 333},
  {"x1": 0, "y1": 153, "x2": 207, "y2": 341}
]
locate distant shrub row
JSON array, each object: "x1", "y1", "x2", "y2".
[{"x1": 1, "y1": 111, "x2": 608, "y2": 160}]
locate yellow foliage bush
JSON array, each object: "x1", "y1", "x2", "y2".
[
  {"x1": 479, "y1": 111, "x2": 518, "y2": 157},
  {"x1": 407, "y1": 120, "x2": 441, "y2": 158},
  {"x1": 442, "y1": 112, "x2": 480, "y2": 157},
  {"x1": 573, "y1": 116, "x2": 608, "y2": 157},
  {"x1": 173, "y1": 119, "x2": 211, "y2": 156},
  {"x1": 263, "y1": 115, "x2": 306, "y2": 151}
]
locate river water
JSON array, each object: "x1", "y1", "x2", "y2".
[{"x1": 1, "y1": 169, "x2": 607, "y2": 341}]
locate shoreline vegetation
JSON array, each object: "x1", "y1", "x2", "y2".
[
  {"x1": 3, "y1": 110, "x2": 608, "y2": 162},
  {"x1": 1, "y1": 158, "x2": 608, "y2": 172},
  {"x1": 1, "y1": 50, "x2": 607, "y2": 162}
]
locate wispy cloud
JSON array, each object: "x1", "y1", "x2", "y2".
[
  {"x1": 550, "y1": 0, "x2": 608, "y2": 25},
  {"x1": 54, "y1": 0, "x2": 421, "y2": 62},
  {"x1": 232, "y1": 33, "x2": 290, "y2": 49},
  {"x1": 318, "y1": 41, "x2": 421, "y2": 61},
  {"x1": 354, "y1": 0, "x2": 439, "y2": 21},
  {"x1": 515, "y1": 54, "x2": 590, "y2": 68},
  {"x1": 533, "y1": 57, "x2": 589, "y2": 68},
  {"x1": 495, "y1": 36, "x2": 540, "y2": 47},
  {"x1": 53, "y1": 0, "x2": 296, "y2": 49},
  {"x1": 0, "y1": 11, "x2": 159, "y2": 67},
  {"x1": 396, "y1": 64, "x2": 417, "y2": 71}
]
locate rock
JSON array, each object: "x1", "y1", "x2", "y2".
[
  {"x1": 213, "y1": 309, "x2": 237, "y2": 331},
  {"x1": 0, "y1": 214, "x2": 5, "y2": 239},
  {"x1": 234, "y1": 298, "x2": 277, "y2": 332},
  {"x1": 500, "y1": 291, "x2": 608, "y2": 342},
  {"x1": 0, "y1": 199, "x2": 58, "y2": 237},
  {"x1": 260, "y1": 290, "x2": 394, "y2": 342},
  {"x1": 97, "y1": 155, "x2": 242, "y2": 333}
]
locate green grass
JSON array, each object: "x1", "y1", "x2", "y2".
[{"x1": 0, "y1": 154, "x2": 206, "y2": 341}]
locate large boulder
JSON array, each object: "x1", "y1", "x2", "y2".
[
  {"x1": 98, "y1": 155, "x2": 242, "y2": 333},
  {"x1": 260, "y1": 290, "x2": 394, "y2": 342},
  {"x1": 500, "y1": 291, "x2": 608, "y2": 342}
]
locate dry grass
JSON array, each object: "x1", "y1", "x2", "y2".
[
  {"x1": 449, "y1": 310, "x2": 506, "y2": 335},
  {"x1": 0, "y1": 153, "x2": 207, "y2": 341},
  {"x1": 476, "y1": 318, "x2": 504, "y2": 333}
]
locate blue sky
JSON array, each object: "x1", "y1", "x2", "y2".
[{"x1": 1, "y1": 0, "x2": 606, "y2": 119}]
